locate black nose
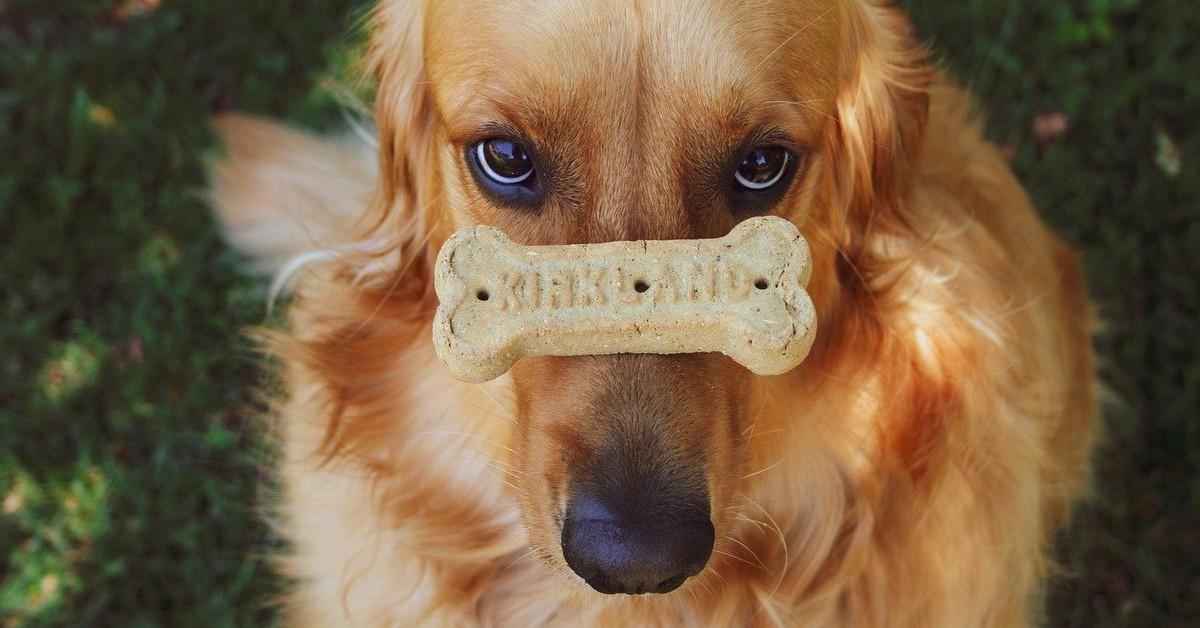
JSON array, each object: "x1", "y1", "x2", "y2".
[{"x1": 562, "y1": 492, "x2": 714, "y2": 595}]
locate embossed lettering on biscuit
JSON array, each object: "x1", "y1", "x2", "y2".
[{"x1": 432, "y1": 216, "x2": 817, "y2": 383}]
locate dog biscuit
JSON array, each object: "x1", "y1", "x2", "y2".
[{"x1": 432, "y1": 216, "x2": 817, "y2": 382}]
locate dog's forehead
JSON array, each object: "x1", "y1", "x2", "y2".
[{"x1": 424, "y1": 0, "x2": 841, "y2": 138}]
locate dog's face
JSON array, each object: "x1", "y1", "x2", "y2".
[
  {"x1": 370, "y1": 0, "x2": 926, "y2": 596},
  {"x1": 423, "y1": 0, "x2": 840, "y2": 245}
]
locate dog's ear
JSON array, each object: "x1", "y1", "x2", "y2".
[
  {"x1": 364, "y1": 0, "x2": 434, "y2": 225},
  {"x1": 348, "y1": 0, "x2": 442, "y2": 299},
  {"x1": 827, "y1": 2, "x2": 931, "y2": 238}
]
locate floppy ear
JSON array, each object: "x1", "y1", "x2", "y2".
[
  {"x1": 363, "y1": 0, "x2": 435, "y2": 236},
  {"x1": 342, "y1": 0, "x2": 442, "y2": 298},
  {"x1": 827, "y1": 1, "x2": 931, "y2": 244}
]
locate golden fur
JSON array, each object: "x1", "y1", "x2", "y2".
[{"x1": 210, "y1": 0, "x2": 1097, "y2": 625}]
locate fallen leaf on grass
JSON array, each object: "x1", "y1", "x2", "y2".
[
  {"x1": 1155, "y1": 127, "x2": 1182, "y2": 178},
  {"x1": 1032, "y1": 112, "x2": 1070, "y2": 144}
]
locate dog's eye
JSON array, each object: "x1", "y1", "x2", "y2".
[
  {"x1": 733, "y1": 146, "x2": 791, "y2": 191},
  {"x1": 468, "y1": 138, "x2": 543, "y2": 209},
  {"x1": 475, "y1": 139, "x2": 534, "y2": 185}
]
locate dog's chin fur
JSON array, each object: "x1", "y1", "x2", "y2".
[{"x1": 210, "y1": 0, "x2": 1097, "y2": 625}]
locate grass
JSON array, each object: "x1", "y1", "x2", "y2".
[
  {"x1": 1, "y1": 0, "x2": 1195, "y2": 625},
  {"x1": 0, "y1": 1, "x2": 369, "y2": 625}
]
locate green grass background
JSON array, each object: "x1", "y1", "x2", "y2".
[{"x1": 1, "y1": 0, "x2": 1195, "y2": 625}]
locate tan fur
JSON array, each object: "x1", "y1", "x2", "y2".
[{"x1": 210, "y1": 0, "x2": 1097, "y2": 625}]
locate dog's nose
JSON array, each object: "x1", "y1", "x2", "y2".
[{"x1": 561, "y1": 492, "x2": 714, "y2": 595}]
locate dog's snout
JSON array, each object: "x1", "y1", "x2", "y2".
[{"x1": 562, "y1": 491, "x2": 714, "y2": 595}]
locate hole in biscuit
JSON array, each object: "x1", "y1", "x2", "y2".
[
  {"x1": 477, "y1": 289, "x2": 490, "y2": 301},
  {"x1": 634, "y1": 279, "x2": 650, "y2": 293},
  {"x1": 754, "y1": 278, "x2": 769, "y2": 290}
]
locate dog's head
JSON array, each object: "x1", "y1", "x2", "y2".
[{"x1": 367, "y1": 0, "x2": 928, "y2": 596}]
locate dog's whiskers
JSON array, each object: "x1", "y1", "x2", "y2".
[
  {"x1": 742, "y1": 496, "x2": 789, "y2": 564},
  {"x1": 477, "y1": 451, "x2": 520, "y2": 477},
  {"x1": 706, "y1": 568, "x2": 728, "y2": 596},
  {"x1": 740, "y1": 391, "x2": 770, "y2": 440},
  {"x1": 496, "y1": 547, "x2": 541, "y2": 579},
  {"x1": 713, "y1": 547, "x2": 763, "y2": 573},
  {"x1": 433, "y1": 437, "x2": 523, "y2": 493},
  {"x1": 455, "y1": 396, "x2": 517, "y2": 427},
  {"x1": 487, "y1": 469, "x2": 525, "y2": 495},
  {"x1": 486, "y1": 458, "x2": 524, "y2": 477},
  {"x1": 474, "y1": 381, "x2": 517, "y2": 424},
  {"x1": 689, "y1": 570, "x2": 719, "y2": 603},
  {"x1": 740, "y1": 495, "x2": 791, "y2": 625},
  {"x1": 742, "y1": 455, "x2": 789, "y2": 480},
  {"x1": 721, "y1": 534, "x2": 769, "y2": 572},
  {"x1": 415, "y1": 429, "x2": 517, "y2": 456},
  {"x1": 478, "y1": 460, "x2": 524, "y2": 493},
  {"x1": 744, "y1": 426, "x2": 785, "y2": 440},
  {"x1": 742, "y1": 374, "x2": 785, "y2": 444}
]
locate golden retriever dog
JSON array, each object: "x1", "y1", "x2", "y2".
[{"x1": 210, "y1": 0, "x2": 1098, "y2": 625}]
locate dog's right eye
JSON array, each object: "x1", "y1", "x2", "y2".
[
  {"x1": 468, "y1": 138, "x2": 542, "y2": 208},
  {"x1": 476, "y1": 139, "x2": 534, "y2": 184},
  {"x1": 733, "y1": 146, "x2": 791, "y2": 191}
]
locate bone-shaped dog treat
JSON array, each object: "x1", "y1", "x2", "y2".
[{"x1": 432, "y1": 216, "x2": 817, "y2": 382}]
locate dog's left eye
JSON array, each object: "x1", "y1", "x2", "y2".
[{"x1": 733, "y1": 146, "x2": 792, "y2": 191}]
